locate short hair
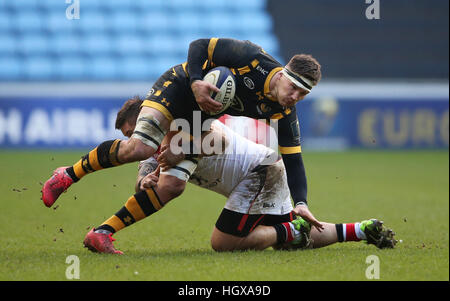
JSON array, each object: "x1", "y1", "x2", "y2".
[
  {"x1": 287, "y1": 54, "x2": 322, "y2": 85},
  {"x1": 115, "y1": 95, "x2": 143, "y2": 129}
]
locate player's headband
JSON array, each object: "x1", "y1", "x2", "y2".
[{"x1": 282, "y1": 68, "x2": 314, "y2": 92}]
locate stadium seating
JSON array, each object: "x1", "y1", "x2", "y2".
[{"x1": 0, "y1": 0, "x2": 281, "y2": 81}]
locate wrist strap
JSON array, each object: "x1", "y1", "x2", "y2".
[{"x1": 295, "y1": 201, "x2": 308, "y2": 208}]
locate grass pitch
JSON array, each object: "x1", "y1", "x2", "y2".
[{"x1": 0, "y1": 150, "x2": 448, "y2": 281}]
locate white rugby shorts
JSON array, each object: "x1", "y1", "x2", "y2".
[{"x1": 224, "y1": 159, "x2": 293, "y2": 215}]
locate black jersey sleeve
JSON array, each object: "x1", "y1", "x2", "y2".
[
  {"x1": 187, "y1": 38, "x2": 261, "y2": 85},
  {"x1": 282, "y1": 152, "x2": 308, "y2": 206},
  {"x1": 273, "y1": 107, "x2": 308, "y2": 205}
]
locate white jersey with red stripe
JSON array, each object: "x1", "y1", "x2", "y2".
[
  {"x1": 141, "y1": 120, "x2": 276, "y2": 197},
  {"x1": 188, "y1": 120, "x2": 276, "y2": 197},
  {"x1": 140, "y1": 121, "x2": 292, "y2": 215}
]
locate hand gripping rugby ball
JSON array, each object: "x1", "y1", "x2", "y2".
[{"x1": 202, "y1": 66, "x2": 236, "y2": 115}]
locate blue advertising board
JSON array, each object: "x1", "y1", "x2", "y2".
[
  {"x1": 297, "y1": 97, "x2": 449, "y2": 150},
  {"x1": 0, "y1": 97, "x2": 125, "y2": 149},
  {"x1": 0, "y1": 96, "x2": 448, "y2": 150}
]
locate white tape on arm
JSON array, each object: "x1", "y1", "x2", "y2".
[
  {"x1": 131, "y1": 115, "x2": 167, "y2": 149},
  {"x1": 160, "y1": 159, "x2": 198, "y2": 182}
]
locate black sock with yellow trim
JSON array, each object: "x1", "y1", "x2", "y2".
[
  {"x1": 65, "y1": 139, "x2": 122, "y2": 182},
  {"x1": 96, "y1": 187, "x2": 164, "y2": 234}
]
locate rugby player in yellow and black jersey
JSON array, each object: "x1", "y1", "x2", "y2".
[
  {"x1": 186, "y1": 38, "x2": 322, "y2": 210},
  {"x1": 41, "y1": 37, "x2": 323, "y2": 233}
]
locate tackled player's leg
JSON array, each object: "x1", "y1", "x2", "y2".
[
  {"x1": 210, "y1": 159, "x2": 312, "y2": 251},
  {"x1": 210, "y1": 159, "x2": 397, "y2": 251}
]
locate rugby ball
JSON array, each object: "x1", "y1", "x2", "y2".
[{"x1": 202, "y1": 66, "x2": 236, "y2": 115}]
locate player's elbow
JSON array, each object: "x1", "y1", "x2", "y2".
[{"x1": 189, "y1": 38, "x2": 208, "y2": 49}]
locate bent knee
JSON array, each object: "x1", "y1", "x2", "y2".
[
  {"x1": 211, "y1": 238, "x2": 232, "y2": 252},
  {"x1": 210, "y1": 228, "x2": 245, "y2": 252}
]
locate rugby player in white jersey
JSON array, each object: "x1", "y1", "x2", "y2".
[{"x1": 83, "y1": 98, "x2": 397, "y2": 254}]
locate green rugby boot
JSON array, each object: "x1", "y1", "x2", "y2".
[
  {"x1": 360, "y1": 219, "x2": 397, "y2": 249},
  {"x1": 290, "y1": 217, "x2": 313, "y2": 249}
]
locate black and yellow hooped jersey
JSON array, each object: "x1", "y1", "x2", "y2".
[
  {"x1": 143, "y1": 37, "x2": 308, "y2": 204},
  {"x1": 187, "y1": 37, "x2": 302, "y2": 155}
]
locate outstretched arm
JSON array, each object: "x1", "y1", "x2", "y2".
[
  {"x1": 271, "y1": 109, "x2": 324, "y2": 231},
  {"x1": 273, "y1": 109, "x2": 307, "y2": 205}
]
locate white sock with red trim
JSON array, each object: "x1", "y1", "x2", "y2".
[
  {"x1": 274, "y1": 222, "x2": 302, "y2": 244},
  {"x1": 342, "y1": 223, "x2": 366, "y2": 241}
]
